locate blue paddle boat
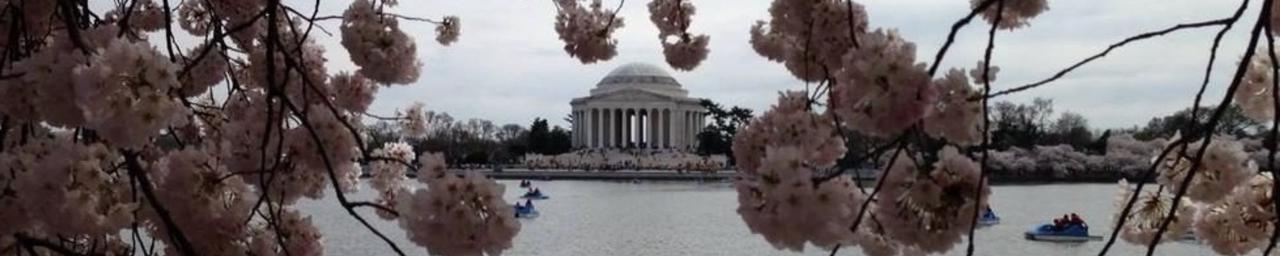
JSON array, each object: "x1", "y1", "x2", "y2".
[
  {"x1": 978, "y1": 207, "x2": 1000, "y2": 227},
  {"x1": 514, "y1": 202, "x2": 539, "y2": 218},
  {"x1": 1024, "y1": 224, "x2": 1102, "y2": 242},
  {"x1": 521, "y1": 188, "x2": 549, "y2": 200}
]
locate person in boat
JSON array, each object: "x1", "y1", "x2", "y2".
[
  {"x1": 983, "y1": 206, "x2": 996, "y2": 218},
  {"x1": 533, "y1": 188, "x2": 542, "y2": 196},
  {"x1": 1069, "y1": 213, "x2": 1086, "y2": 227},
  {"x1": 1053, "y1": 218, "x2": 1066, "y2": 231},
  {"x1": 525, "y1": 199, "x2": 534, "y2": 209}
]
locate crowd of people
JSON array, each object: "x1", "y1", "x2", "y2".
[{"x1": 523, "y1": 149, "x2": 727, "y2": 172}]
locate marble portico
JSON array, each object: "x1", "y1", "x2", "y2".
[{"x1": 569, "y1": 62, "x2": 707, "y2": 150}]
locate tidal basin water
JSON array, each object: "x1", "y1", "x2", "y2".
[{"x1": 297, "y1": 180, "x2": 1229, "y2": 256}]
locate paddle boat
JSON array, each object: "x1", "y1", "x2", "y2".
[
  {"x1": 1024, "y1": 224, "x2": 1102, "y2": 242},
  {"x1": 978, "y1": 207, "x2": 1001, "y2": 227},
  {"x1": 521, "y1": 188, "x2": 549, "y2": 200},
  {"x1": 514, "y1": 202, "x2": 539, "y2": 218}
]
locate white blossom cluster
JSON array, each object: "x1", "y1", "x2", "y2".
[
  {"x1": 1156, "y1": 136, "x2": 1253, "y2": 203},
  {"x1": 554, "y1": 0, "x2": 626, "y2": 64},
  {"x1": 873, "y1": 147, "x2": 988, "y2": 253},
  {"x1": 341, "y1": 0, "x2": 422, "y2": 84},
  {"x1": 397, "y1": 152, "x2": 521, "y2": 255},
  {"x1": 1237, "y1": 46, "x2": 1278, "y2": 122},
  {"x1": 972, "y1": 0, "x2": 1049, "y2": 30},
  {"x1": 749, "y1": 0, "x2": 868, "y2": 82},
  {"x1": 648, "y1": 0, "x2": 710, "y2": 71},
  {"x1": 731, "y1": 0, "x2": 1056, "y2": 254},
  {"x1": 1111, "y1": 179, "x2": 1195, "y2": 245},
  {"x1": 0, "y1": 0, "x2": 522, "y2": 254},
  {"x1": 830, "y1": 29, "x2": 935, "y2": 137}
]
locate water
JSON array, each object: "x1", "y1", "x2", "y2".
[{"x1": 297, "y1": 181, "x2": 1232, "y2": 255}]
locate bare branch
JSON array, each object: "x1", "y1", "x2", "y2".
[{"x1": 986, "y1": 17, "x2": 1235, "y2": 100}]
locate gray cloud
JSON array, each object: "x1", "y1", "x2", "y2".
[{"x1": 115, "y1": 0, "x2": 1273, "y2": 130}]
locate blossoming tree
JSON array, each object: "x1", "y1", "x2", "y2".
[
  {"x1": 8, "y1": 0, "x2": 1280, "y2": 255},
  {"x1": 0, "y1": 0, "x2": 517, "y2": 255}
]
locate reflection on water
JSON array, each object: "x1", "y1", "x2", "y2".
[{"x1": 296, "y1": 180, "x2": 1226, "y2": 255}]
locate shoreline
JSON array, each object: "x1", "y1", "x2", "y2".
[{"x1": 422, "y1": 168, "x2": 1138, "y2": 184}]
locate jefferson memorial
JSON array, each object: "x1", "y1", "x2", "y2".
[{"x1": 569, "y1": 62, "x2": 707, "y2": 150}]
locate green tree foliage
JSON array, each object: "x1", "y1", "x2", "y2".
[
  {"x1": 695, "y1": 99, "x2": 754, "y2": 162},
  {"x1": 1132, "y1": 105, "x2": 1262, "y2": 140},
  {"x1": 527, "y1": 118, "x2": 573, "y2": 155},
  {"x1": 362, "y1": 113, "x2": 575, "y2": 167}
]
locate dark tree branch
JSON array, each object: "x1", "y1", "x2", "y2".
[
  {"x1": 986, "y1": 17, "x2": 1236, "y2": 100},
  {"x1": 847, "y1": 141, "x2": 907, "y2": 233},
  {"x1": 1190, "y1": 0, "x2": 1251, "y2": 134},
  {"x1": 1145, "y1": 1, "x2": 1272, "y2": 254},
  {"x1": 122, "y1": 151, "x2": 198, "y2": 256},
  {"x1": 926, "y1": 0, "x2": 997, "y2": 76},
  {"x1": 1262, "y1": 23, "x2": 1280, "y2": 255},
  {"x1": 1096, "y1": 138, "x2": 1190, "y2": 255},
  {"x1": 967, "y1": 1, "x2": 1003, "y2": 255}
]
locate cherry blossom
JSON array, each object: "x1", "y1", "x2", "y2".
[
  {"x1": 1236, "y1": 47, "x2": 1278, "y2": 122},
  {"x1": 436, "y1": 16, "x2": 462, "y2": 46},
  {"x1": 1157, "y1": 136, "x2": 1253, "y2": 203},
  {"x1": 331, "y1": 72, "x2": 379, "y2": 113},
  {"x1": 973, "y1": 0, "x2": 1049, "y2": 30},
  {"x1": 554, "y1": 0, "x2": 625, "y2": 63},
  {"x1": 831, "y1": 29, "x2": 936, "y2": 137},
  {"x1": 924, "y1": 69, "x2": 983, "y2": 145},
  {"x1": 1111, "y1": 179, "x2": 1195, "y2": 245},
  {"x1": 1195, "y1": 174, "x2": 1274, "y2": 256},
  {"x1": 735, "y1": 146, "x2": 865, "y2": 251},
  {"x1": 74, "y1": 39, "x2": 188, "y2": 148},
  {"x1": 749, "y1": 0, "x2": 868, "y2": 82},
  {"x1": 400, "y1": 102, "x2": 430, "y2": 138},
  {"x1": 341, "y1": 0, "x2": 422, "y2": 84},
  {"x1": 398, "y1": 154, "x2": 520, "y2": 255},
  {"x1": 875, "y1": 147, "x2": 987, "y2": 253},
  {"x1": 649, "y1": 0, "x2": 710, "y2": 70},
  {"x1": 732, "y1": 91, "x2": 846, "y2": 175}
]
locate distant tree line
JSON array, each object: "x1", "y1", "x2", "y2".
[
  {"x1": 366, "y1": 112, "x2": 572, "y2": 167},
  {"x1": 692, "y1": 96, "x2": 1271, "y2": 178}
]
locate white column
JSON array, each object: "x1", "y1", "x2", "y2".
[
  {"x1": 638, "y1": 109, "x2": 646, "y2": 148},
  {"x1": 576, "y1": 110, "x2": 581, "y2": 147},
  {"x1": 650, "y1": 108, "x2": 660, "y2": 149},
  {"x1": 604, "y1": 108, "x2": 612, "y2": 148},
  {"x1": 663, "y1": 109, "x2": 671, "y2": 148},
  {"x1": 674, "y1": 109, "x2": 685, "y2": 149},
  {"x1": 687, "y1": 111, "x2": 694, "y2": 150},
  {"x1": 650, "y1": 107, "x2": 660, "y2": 147},
  {"x1": 624, "y1": 108, "x2": 632, "y2": 148},
  {"x1": 593, "y1": 109, "x2": 599, "y2": 148},
  {"x1": 585, "y1": 109, "x2": 591, "y2": 148}
]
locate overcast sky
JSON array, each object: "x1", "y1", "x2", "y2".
[{"x1": 287, "y1": 0, "x2": 1256, "y2": 130}]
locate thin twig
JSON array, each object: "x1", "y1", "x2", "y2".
[
  {"x1": 967, "y1": 1, "x2": 1003, "y2": 255},
  {"x1": 926, "y1": 0, "x2": 997, "y2": 76},
  {"x1": 1096, "y1": 138, "x2": 1189, "y2": 255},
  {"x1": 987, "y1": 18, "x2": 1236, "y2": 100},
  {"x1": 1145, "y1": 1, "x2": 1271, "y2": 253},
  {"x1": 123, "y1": 151, "x2": 198, "y2": 256},
  {"x1": 1261, "y1": 19, "x2": 1280, "y2": 255},
  {"x1": 848, "y1": 141, "x2": 907, "y2": 233}
]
